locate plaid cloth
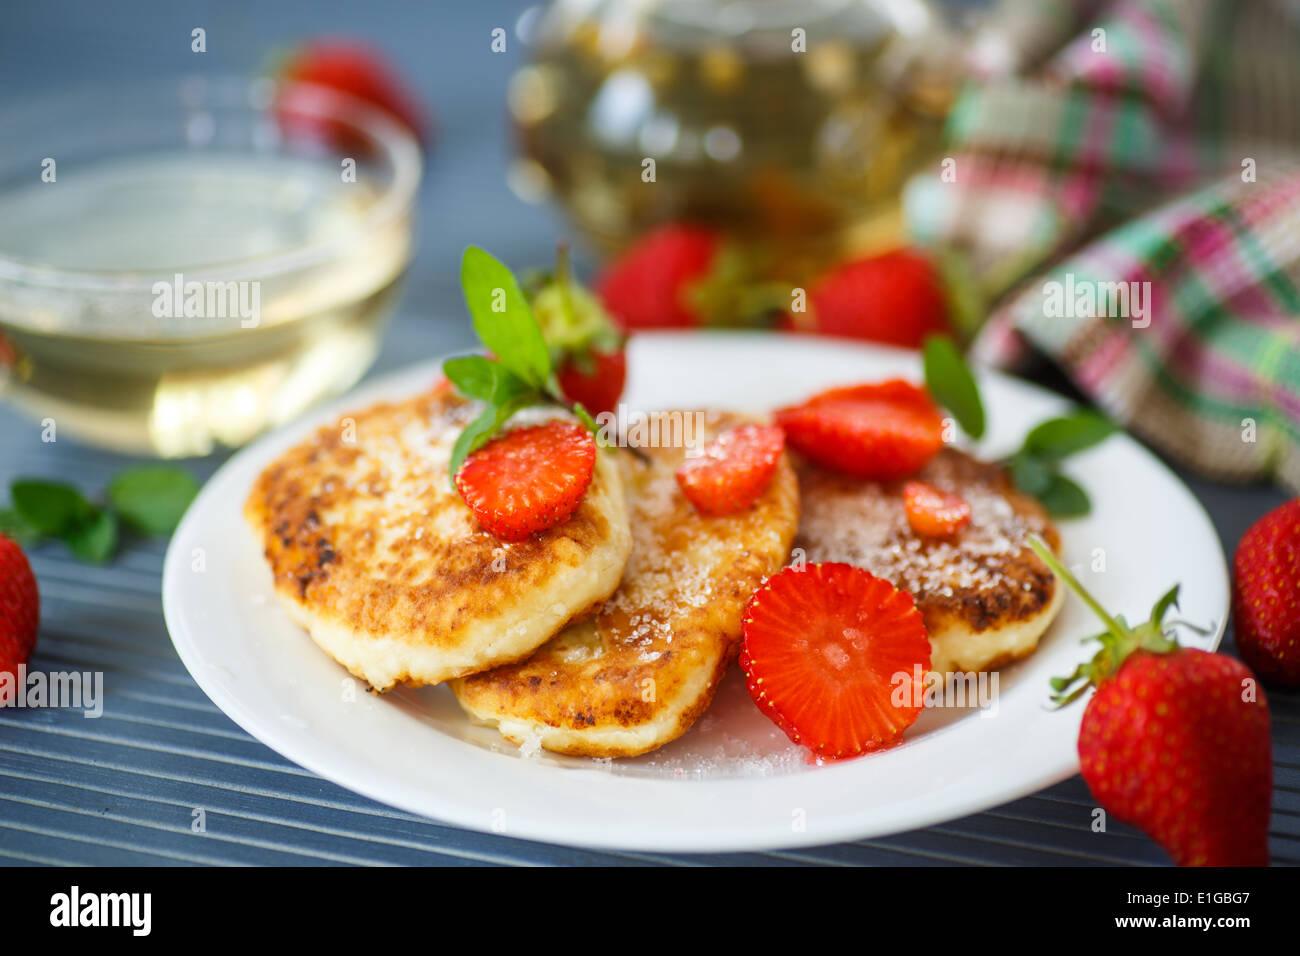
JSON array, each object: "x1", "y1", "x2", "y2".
[{"x1": 906, "y1": 0, "x2": 1300, "y2": 490}]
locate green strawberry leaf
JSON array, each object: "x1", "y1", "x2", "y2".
[
  {"x1": 1038, "y1": 473, "x2": 1091, "y2": 518},
  {"x1": 922, "y1": 334, "x2": 985, "y2": 439},
  {"x1": 11, "y1": 480, "x2": 92, "y2": 535},
  {"x1": 1023, "y1": 411, "x2": 1116, "y2": 461},
  {"x1": 461, "y1": 246, "x2": 552, "y2": 389},
  {"x1": 1049, "y1": 662, "x2": 1088, "y2": 694},
  {"x1": 64, "y1": 509, "x2": 119, "y2": 563},
  {"x1": 107, "y1": 466, "x2": 199, "y2": 536},
  {"x1": 1031, "y1": 535, "x2": 1186, "y2": 707},
  {"x1": 1149, "y1": 584, "x2": 1181, "y2": 628}
]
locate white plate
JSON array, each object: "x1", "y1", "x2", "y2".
[{"x1": 163, "y1": 333, "x2": 1227, "y2": 852}]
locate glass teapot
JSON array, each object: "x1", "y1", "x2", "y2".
[{"x1": 509, "y1": 0, "x2": 969, "y2": 263}]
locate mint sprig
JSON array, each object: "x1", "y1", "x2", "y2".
[
  {"x1": 918, "y1": 335, "x2": 1113, "y2": 519},
  {"x1": 1022, "y1": 410, "x2": 1116, "y2": 461},
  {"x1": 443, "y1": 246, "x2": 603, "y2": 490},
  {"x1": 1002, "y1": 410, "x2": 1115, "y2": 518},
  {"x1": 108, "y1": 465, "x2": 200, "y2": 535},
  {"x1": 1, "y1": 466, "x2": 198, "y2": 563}
]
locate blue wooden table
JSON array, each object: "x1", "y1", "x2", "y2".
[{"x1": 0, "y1": 0, "x2": 1296, "y2": 866}]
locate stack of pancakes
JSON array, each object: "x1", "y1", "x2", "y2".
[{"x1": 246, "y1": 389, "x2": 1063, "y2": 758}]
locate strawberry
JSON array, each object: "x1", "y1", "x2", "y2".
[
  {"x1": 556, "y1": 349, "x2": 626, "y2": 421},
  {"x1": 775, "y1": 380, "x2": 945, "y2": 480},
  {"x1": 1033, "y1": 539, "x2": 1272, "y2": 867},
  {"x1": 454, "y1": 420, "x2": 596, "y2": 542},
  {"x1": 276, "y1": 39, "x2": 429, "y2": 148},
  {"x1": 903, "y1": 481, "x2": 971, "y2": 537},
  {"x1": 1233, "y1": 498, "x2": 1300, "y2": 685},
  {"x1": 529, "y1": 244, "x2": 627, "y2": 419},
  {"x1": 740, "y1": 563, "x2": 931, "y2": 759},
  {"x1": 0, "y1": 534, "x2": 39, "y2": 707},
  {"x1": 596, "y1": 224, "x2": 726, "y2": 330},
  {"x1": 788, "y1": 248, "x2": 951, "y2": 349},
  {"x1": 676, "y1": 424, "x2": 785, "y2": 516}
]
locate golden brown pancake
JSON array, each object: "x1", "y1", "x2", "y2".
[
  {"x1": 794, "y1": 448, "x2": 1063, "y2": 674},
  {"x1": 244, "y1": 390, "x2": 632, "y2": 691},
  {"x1": 451, "y1": 410, "x2": 800, "y2": 758}
]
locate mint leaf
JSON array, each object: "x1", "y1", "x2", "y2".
[
  {"x1": 443, "y1": 355, "x2": 501, "y2": 399},
  {"x1": 0, "y1": 508, "x2": 41, "y2": 547},
  {"x1": 446, "y1": 393, "x2": 535, "y2": 490},
  {"x1": 107, "y1": 466, "x2": 199, "y2": 536},
  {"x1": 1023, "y1": 411, "x2": 1116, "y2": 461},
  {"x1": 11, "y1": 480, "x2": 92, "y2": 535},
  {"x1": 922, "y1": 334, "x2": 985, "y2": 439},
  {"x1": 1004, "y1": 408, "x2": 1113, "y2": 520},
  {"x1": 443, "y1": 355, "x2": 534, "y2": 405},
  {"x1": 65, "y1": 509, "x2": 118, "y2": 563},
  {"x1": 1038, "y1": 473, "x2": 1091, "y2": 517},
  {"x1": 460, "y1": 246, "x2": 552, "y2": 388},
  {"x1": 1009, "y1": 452, "x2": 1053, "y2": 496}
]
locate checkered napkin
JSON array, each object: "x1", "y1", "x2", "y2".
[{"x1": 906, "y1": 0, "x2": 1300, "y2": 490}]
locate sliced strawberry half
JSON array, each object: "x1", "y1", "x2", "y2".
[
  {"x1": 676, "y1": 424, "x2": 785, "y2": 516},
  {"x1": 903, "y1": 481, "x2": 972, "y2": 537},
  {"x1": 741, "y1": 563, "x2": 931, "y2": 759},
  {"x1": 775, "y1": 380, "x2": 945, "y2": 480},
  {"x1": 454, "y1": 420, "x2": 596, "y2": 541}
]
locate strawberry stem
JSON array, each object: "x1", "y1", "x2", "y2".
[
  {"x1": 1030, "y1": 534, "x2": 1185, "y2": 705},
  {"x1": 555, "y1": 240, "x2": 577, "y2": 334},
  {"x1": 1028, "y1": 536, "x2": 1126, "y2": 644}
]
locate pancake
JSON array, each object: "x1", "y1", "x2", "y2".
[
  {"x1": 794, "y1": 447, "x2": 1064, "y2": 674},
  {"x1": 244, "y1": 390, "x2": 632, "y2": 691},
  {"x1": 451, "y1": 410, "x2": 800, "y2": 758}
]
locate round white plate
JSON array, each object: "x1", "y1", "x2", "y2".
[{"x1": 163, "y1": 333, "x2": 1227, "y2": 852}]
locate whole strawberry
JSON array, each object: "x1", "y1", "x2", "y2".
[
  {"x1": 1080, "y1": 649, "x2": 1270, "y2": 866},
  {"x1": 1233, "y1": 498, "x2": 1300, "y2": 685},
  {"x1": 555, "y1": 349, "x2": 626, "y2": 421},
  {"x1": 790, "y1": 248, "x2": 950, "y2": 349},
  {"x1": 528, "y1": 244, "x2": 627, "y2": 419},
  {"x1": 276, "y1": 38, "x2": 430, "y2": 146},
  {"x1": 0, "y1": 533, "x2": 39, "y2": 706},
  {"x1": 596, "y1": 224, "x2": 728, "y2": 330},
  {"x1": 1034, "y1": 540, "x2": 1272, "y2": 867}
]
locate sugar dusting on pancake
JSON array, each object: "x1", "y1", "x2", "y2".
[
  {"x1": 451, "y1": 409, "x2": 800, "y2": 758},
  {"x1": 244, "y1": 388, "x2": 631, "y2": 691},
  {"x1": 795, "y1": 448, "x2": 1064, "y2": 674}
]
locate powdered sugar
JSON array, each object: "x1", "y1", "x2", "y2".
[{"x1": 796, "y1": 451, "x2": 1050, "y2": 600}]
